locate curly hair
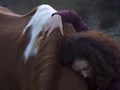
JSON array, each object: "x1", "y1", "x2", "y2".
[{"x1": 61, "y1": 31, "x2": 120, "y2": 90}]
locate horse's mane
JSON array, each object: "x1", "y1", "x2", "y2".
[{"x1": 32, "y1": 23, "x2": 76, "y2": 90}]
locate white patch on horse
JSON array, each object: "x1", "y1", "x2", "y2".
[{"x1": 22, "y1": 4, "x2": 56, "y2": 61}]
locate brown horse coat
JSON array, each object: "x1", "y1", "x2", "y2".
[{"x1": 0, "y1": 5, "x2": 88, "y2": 90}]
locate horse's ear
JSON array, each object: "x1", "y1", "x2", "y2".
[{"x1": 23, "y1": 7, "x2": 38, "y2": 17}]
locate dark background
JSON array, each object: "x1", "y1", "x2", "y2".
[{"x1": 0, "y1": 0, "x2": 120, "y2": 41}]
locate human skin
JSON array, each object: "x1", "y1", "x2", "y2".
[{"x1": 71, "y1": 59, "x2": 92, "y2": 78}]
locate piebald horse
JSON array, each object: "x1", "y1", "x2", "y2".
[{"x1": 0, "y1": 5, "x2": 88, "y2": 90}]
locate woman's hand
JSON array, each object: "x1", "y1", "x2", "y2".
[{"x1": 41, "y1": 14, "x2": 64, "y2": 37}]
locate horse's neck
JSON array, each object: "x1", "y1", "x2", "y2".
[{"x1": 58, "y1": 66, "x2": 88, "y2": 90}]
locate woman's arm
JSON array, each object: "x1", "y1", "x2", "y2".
[
  {"x1": 42, "y1": 10, "x2": 88, "y2": 37},
  {"x1": 42, "y1": 14, "x2": 63, "y2": 37},
  {"x1": 52, "y1": 10, "x2": 88, "y2": 32}
]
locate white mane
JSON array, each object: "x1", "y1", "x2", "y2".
[{"x1": 23, "y1": 4, "x2": 56, "y2": 61}]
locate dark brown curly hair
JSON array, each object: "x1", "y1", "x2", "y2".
[{"x1": 61, "y1": 31, "x2": 120, "y2": 90}]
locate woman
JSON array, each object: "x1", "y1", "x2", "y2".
[
  {"x1": 41, "y1": 5, "x2": 120, "y2": 90},
  {"x1": 42, "y1": 9, "x2": 89, "y2": 37},
  {"x1": 60, "y1": 31, "x2": 120, "y2": 90}
]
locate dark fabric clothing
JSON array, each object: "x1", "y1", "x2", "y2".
[
  {"x1": 52, "y1": 10, "x2": 89, "y2": 32},
  {"x1": 107, "y1": 79, "x2": 120, "y2": 90},
  {"x1": 87, "y1": 79, "x2": 120, "y2": 90}
]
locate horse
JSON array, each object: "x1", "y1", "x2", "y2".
[{"x1": 0, "y1": 4, "x2": 88, "y2": 90}]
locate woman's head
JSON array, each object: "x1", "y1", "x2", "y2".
[
  {"x1": 61, "y1": 31, "x2": 120, "y2": 89},
  {"x1": 71, "y1": 58, "x2": 92, "y2": 78},
  {"x1": 61, "y1": 36, "x2": 95, "y2": 78}
]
